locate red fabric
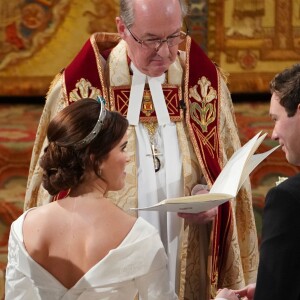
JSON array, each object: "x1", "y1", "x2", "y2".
[
  {"x1": 101, "y1": 48, "x2": 112, "y2": 61},
  {"x1": 111, "y1": 86, "x2": 181, "y2": 122},
  {"x1": 53, "y1": 189, "x2": 71, "y2": 201},
  {"x1": 64, "y1": 37, "x2": 102, "y2": 105},
  {"x1": 185, "y1": 38, "x2": 222, "y2": 182},
  {"x1": 184, "y1": 37, "x2": 232, "y2": 294}
]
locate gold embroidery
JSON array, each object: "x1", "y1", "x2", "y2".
[
  {"x1": 110, "y1": 84, "x2": 183, "y2": 122},
  {"x1": 191, "y1": 123, "x2": 218, "y2": 159},
  {"x1": 69, "y1": 78, "x2": 102, "y2": 102},
  {"x1": 141, "y1": 89, "x2": 155, "y2": 116},
  {"x1": 144, "y1": 122, "x2": 158, "y2": 139},
  {"x1": 144, "y1": 122, "x2": 162, "y2": 172},
  {"x1": 189, "y1": 76, "x2": 217, "y2": 132}
]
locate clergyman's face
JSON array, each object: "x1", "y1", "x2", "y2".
[
  {"x1": 269, "y1": 93, "x2": 300, "y2": 166},
  {"x1": 116, "y1": 0, "x2": 183, "y2": 77}
]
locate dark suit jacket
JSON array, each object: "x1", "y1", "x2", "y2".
[{"x1": 254, "y1": 173, "x2": 300, "y2": 300}]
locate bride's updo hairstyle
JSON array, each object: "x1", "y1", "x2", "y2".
[{"x1": 39, "y1": 98, "x2": 128, "y2": 195}]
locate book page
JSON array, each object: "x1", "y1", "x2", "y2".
[
  {"x1": 209, "y1": 131, "x2": 265, "y2": 196},
  {"x1": 133, "y1": 131, "x2": 279, "y2": 213},
  {"x1": 131, "y1": 193, "x2": 234, "y2": 213},
  {"x1": 238, "y1": 145, "x2": 280, "y2": 191}
]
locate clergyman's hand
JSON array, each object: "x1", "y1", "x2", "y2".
[
  {"x1": 178, "y1": 207, "x2": 218, "y2": 224},
  {"x1": 177, "y1": 184, "x2": 217, "y2": 224}
]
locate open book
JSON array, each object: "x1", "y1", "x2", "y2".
[{"x1": 132, "y1": 131, "x2": 279, "y2": 213}]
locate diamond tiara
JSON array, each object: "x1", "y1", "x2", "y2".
[{"x1": 72, "y1": 96, "x2": 107, "y2": 150}]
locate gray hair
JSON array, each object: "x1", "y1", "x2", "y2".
[
  {"x1": 270, "y1": 63, "x2": 300, "y2": 117},
  {"x1": 120, "y1": 0, "x2": 189, "y2": 28}
]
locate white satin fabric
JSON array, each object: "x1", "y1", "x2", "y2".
[{"x1": 5, "y1": 210, "x2": 177, "y2": 300}]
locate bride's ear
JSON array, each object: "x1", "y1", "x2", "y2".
[{"x1": 296, "y1": 103, "x2": 300, "y2": 118}]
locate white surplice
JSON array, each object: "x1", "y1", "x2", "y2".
[
  {"x1": 5, "y1": 210, "x2": 178, "y2": 300},
  {"x1": 127, "y1": 63, "x2": 183, "y2": 291}
]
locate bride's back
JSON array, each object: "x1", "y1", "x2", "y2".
[{"x1": 23, "y1": 197, "x2": 136, "y2": 289}]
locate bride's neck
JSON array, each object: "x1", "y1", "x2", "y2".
[{"x1": 69, "y1": 178, "x2": 108, "y2": 198}]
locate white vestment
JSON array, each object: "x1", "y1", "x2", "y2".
[{"x1": 127, "y1": 62, "x2": 183, "y2": 290}]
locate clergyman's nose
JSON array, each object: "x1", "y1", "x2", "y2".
[{"x1": 156, "y1": 41, "x2": 170, "y2": 57}]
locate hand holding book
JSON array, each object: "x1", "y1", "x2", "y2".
[{"x1": 131, "y1": 132, "x2": 279, "y2": 214}]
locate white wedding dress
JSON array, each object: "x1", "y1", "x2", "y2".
[{"x1": 5, "y1": 210, "x2": 177, "y2": 300}]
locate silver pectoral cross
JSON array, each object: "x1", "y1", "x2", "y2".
[{"x1": 147, "y1": 144, "x2": 162, "y2": 172}]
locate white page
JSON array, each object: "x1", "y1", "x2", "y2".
[
  {"x1": 238, "y1": 144, "x2": 280, "y2": 191},
  {"x1": 133, "y1": 132, "x2": 279, "y2": 213},
  {"x1": 132, "y1": 193, "x2": 234, "y2": 213},
  {"x1": 209, "y1": 131, "x2": 264, "y2": 196}
]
